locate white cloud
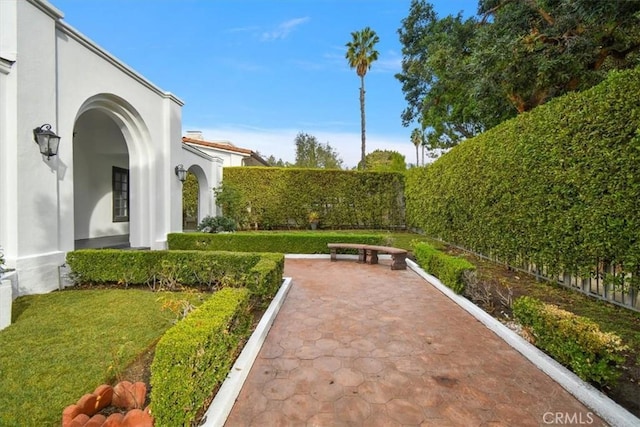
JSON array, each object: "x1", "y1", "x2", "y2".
[
  {"x1": 186, "y1": 124, "x2": 419, "y2": 169},
  {"x1": 261, "y1": 17, "x2": 310, "y2": 41}
]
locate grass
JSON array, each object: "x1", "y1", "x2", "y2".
[{"x1": 0, "y1": 289, "x2": 209, "y2": 427}]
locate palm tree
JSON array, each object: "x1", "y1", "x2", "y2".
[
  {"x1": 346, "y1": 27, "x2": 379, "y2": 169},
  {"x1": 411, "y1": 128, "x2": 422, "y2": 167}
]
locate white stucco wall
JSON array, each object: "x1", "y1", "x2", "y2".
[{"x1": 0, "y1": 0, "x2": 184, "y2": 295}]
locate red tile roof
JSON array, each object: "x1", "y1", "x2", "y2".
[
  {"x1": 182, "y1": 136, "x2": 269, "y2": 166},
  {"x1": 182, "y1": 136, "x2": 253, "y2": 155}
]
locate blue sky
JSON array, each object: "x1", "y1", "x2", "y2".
[{"x1": 52, "y1": 0, "x2": 478, "y2": 168}]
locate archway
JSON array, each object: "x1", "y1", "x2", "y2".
[
  {"x1": 72, "y1": 94, "x2": 152, "y2": 249},
  {"x1": 182, "y1": 164, "x2": 209, "y2": 231}
]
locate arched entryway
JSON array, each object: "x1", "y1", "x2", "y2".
[
  {"x1": 72, "y1": 94, "x2": 152, "y2": 249},
  {"x1": 181, "y1": 164, "x2": 209, "y2": 231}
]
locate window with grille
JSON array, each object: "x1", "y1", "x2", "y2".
[{"x1": 112, "y1": 167, "x2": 129, "y2": 222}]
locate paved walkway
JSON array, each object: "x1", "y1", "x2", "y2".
[{"x1": 225, "y1": 258, "x2": 605, "y2": 426}]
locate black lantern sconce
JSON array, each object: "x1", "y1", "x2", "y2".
[
  {"x1": 175, "y1": 164, "x2": 187, "y2": 182},
  {"x1": 33, "y1": 124, "x2": 61, "y2": 160}
]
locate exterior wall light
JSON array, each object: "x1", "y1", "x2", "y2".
[
  {"x1": 33, "y1": 124, "x2": 61, "y2": 160},
  {"x1": 175, "y1": 164, "x2": 187, "y2": 182}
]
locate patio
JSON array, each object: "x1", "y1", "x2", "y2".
[{"x1": 216, "y1": 258, "x2": 609, "y2": 426}]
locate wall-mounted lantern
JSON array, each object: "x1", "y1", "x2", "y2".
[
  {"x1": 175, "y1": 164, "x2": 187, "y2": 182},
  {"x1": 33, "y1": 124, "x2": 61, "y2": 160}
]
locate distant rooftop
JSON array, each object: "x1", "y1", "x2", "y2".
[{"x1": 182, "y1": 132, "x2": 268, "y2": 166}]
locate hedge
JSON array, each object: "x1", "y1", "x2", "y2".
[
  {"x1": 512, "y1": 296, "x2": 628, "y2": 386},
  {"x1": 167, "y1": 232, "x2": 386, "y2": 254},
  {"x1": 220, "y1": 167, "x2": 405, "y2": 230},
  {"x1": 150, "y1": 288, "x2": 251, "y2": 426},
  {"x1": 413, "y1": 242, "x2": 475, "y2": 294},
  {"x1": 405, "y1": 68, "x2": 640, "y2": 285},
  {"x1": 65, "y1": 249, "x2": 284, "y2": 300}
]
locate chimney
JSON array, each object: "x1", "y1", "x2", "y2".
[{"x1": 186, "y1": 130, "x2": 204, "y2": 140}]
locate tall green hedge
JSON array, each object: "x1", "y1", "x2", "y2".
[
  {"x1": 220, "y1": 168, "x2": 405, "y2": 229},
  {"x1": 406, "y1": 68, "x2": 640, "y2": 283},
  {"x1": 167, "y1": 232, "x2": 385, "y2": 253}
]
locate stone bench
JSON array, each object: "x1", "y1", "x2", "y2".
[
  {"x1": 327, "y1": 243, "x2": 408, "y2": 270},
  {"x1": 327, "y1": 243, "x2": 368, "y2": 263}
]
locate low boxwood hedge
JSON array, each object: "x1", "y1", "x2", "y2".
[
  {"x1": 167, "y1": 232, "x2": 385, "y2": 253},
  {"x1": 150, "y1": 287, "x2": 252, "y2": 426},
  {"x1": 413, "y1": 242, "x2": 475, "y2": 294},
  {"x1": 65, "y1": 249, "x2": 284, "y2": 301},
  {"x1": 512, "y1": 296, "x2": 628, "y2": 386}
]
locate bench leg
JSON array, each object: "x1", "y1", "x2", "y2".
[
  {"x1": 330, "y1": 248, "x2": 337, "y2": 261},
  {"x1": 357, "y1": 248, "x2": 366, "y2": 263},
  {"x1": 366, "y1": 249, "x2": 379, "y2": 265},
  {"x1": 390, "y1": 254, "x2": 407, "y2": 270}
]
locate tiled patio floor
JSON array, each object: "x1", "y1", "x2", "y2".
[{"x1": 225, "y1": 258, "x2": 605, "y2": 426}]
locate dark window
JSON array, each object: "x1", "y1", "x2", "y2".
[{"x1": 112, "y1": 167, "x2": 129, "y2": 222}]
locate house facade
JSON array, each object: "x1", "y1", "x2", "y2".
[{"x1": 0, "y1": 0, "x2": 264, "y2": 299}]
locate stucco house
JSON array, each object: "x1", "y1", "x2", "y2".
[{"x1": 0, "y1": 0, "x2": 264, "y2": 301}]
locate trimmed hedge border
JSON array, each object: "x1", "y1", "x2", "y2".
[
  {"x1": 413, "y1": 242, "x2": 475, "y2": 294},
  {"x1": 512, "y1": 296, "x2": 628, "y2": 386},
  {"x1": 220, "y1": 167, "x2": 406, "y2": 230},
  {"x1": 167, "y1": 232, "x2": 386, "y2": 254},
  {"x1": 65, "y1": 250, "x2": 284, "y2": 301},
  {"x1": 150, "y1": 288, "x2": 252, "y2": 427}
]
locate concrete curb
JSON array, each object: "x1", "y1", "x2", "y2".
[
  {"x1": 200, "y1": 277, "x2": 293, "y2": 427},
  {"x1": 406, "y1": 258, "x2": 639, "y2": 427}
]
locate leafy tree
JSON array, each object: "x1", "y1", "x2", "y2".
[
  {"x1": 477, "y1": 0, "x2": 640, "y2": 113},
  {"x1": 265, "y1": 155, "x2": 288, "y2": 167},
  {"x1": 362, "y1": 149, "x2": 406, "y2": 172},
  {"x1": 213, "y1": 182, "x2": 248, "y2": 227},
  {"x1": 346, "y1": 27, "x2": 380, "y2": 169},
  {"x1": 397, "y1": 0, "x2": 640, "y2": 149},
  {"x1": 294, "y1": 132, "x2": 344, "y2": 169},
  {"x1": 397, "y1": 3, "x2": 500, "y2": 150}
]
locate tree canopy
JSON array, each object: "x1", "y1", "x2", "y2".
[
  {"x1": 397, "y1": 0, "x2": 640, "y2": 149},
  {"x1": 294, "y1": 132, "x2": 344, "y2": 169},
  {"x1": 362, "y1": 149, "x2": 407, "y2": 172}
]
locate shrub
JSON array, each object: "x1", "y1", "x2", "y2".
[
  {"x1": 150, "y1": 288, "x2": 251, "y2": 427},
  {"x1": 413, "y1": 242, "x2": 475, "y2": 294},
  {"x1": 512, "y1": 296, "x2": 628, "y2": 386},
  {"x1": 221, "y1": 167, "x2": 405, "y2": 229},
  {"x1": 65, "y1": 250, "x2": 283, "y2": 301},
  {"x1": 167, "y1": 232, "x2": 385, "y2": 254},
  {"x1": 213, "y1": 182, "x2": 249, "y2": 228},
  {"x1": 197, "y1": 215, "x2": 237, "y2": 233},
  {"x1": 405, "y1": 68, "x2": 640, "y2": 282}
]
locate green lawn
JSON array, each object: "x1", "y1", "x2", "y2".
[{"x1": 0, "y1": 289, "x2": 208, "y2": 427}]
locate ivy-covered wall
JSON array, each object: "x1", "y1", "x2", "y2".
[
  {"x1": 221, "y1": 168, "x2": 405, "y2": 229},
  {"x1": 405, "y1": 68, "x2": 640, "y2": 282}
]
